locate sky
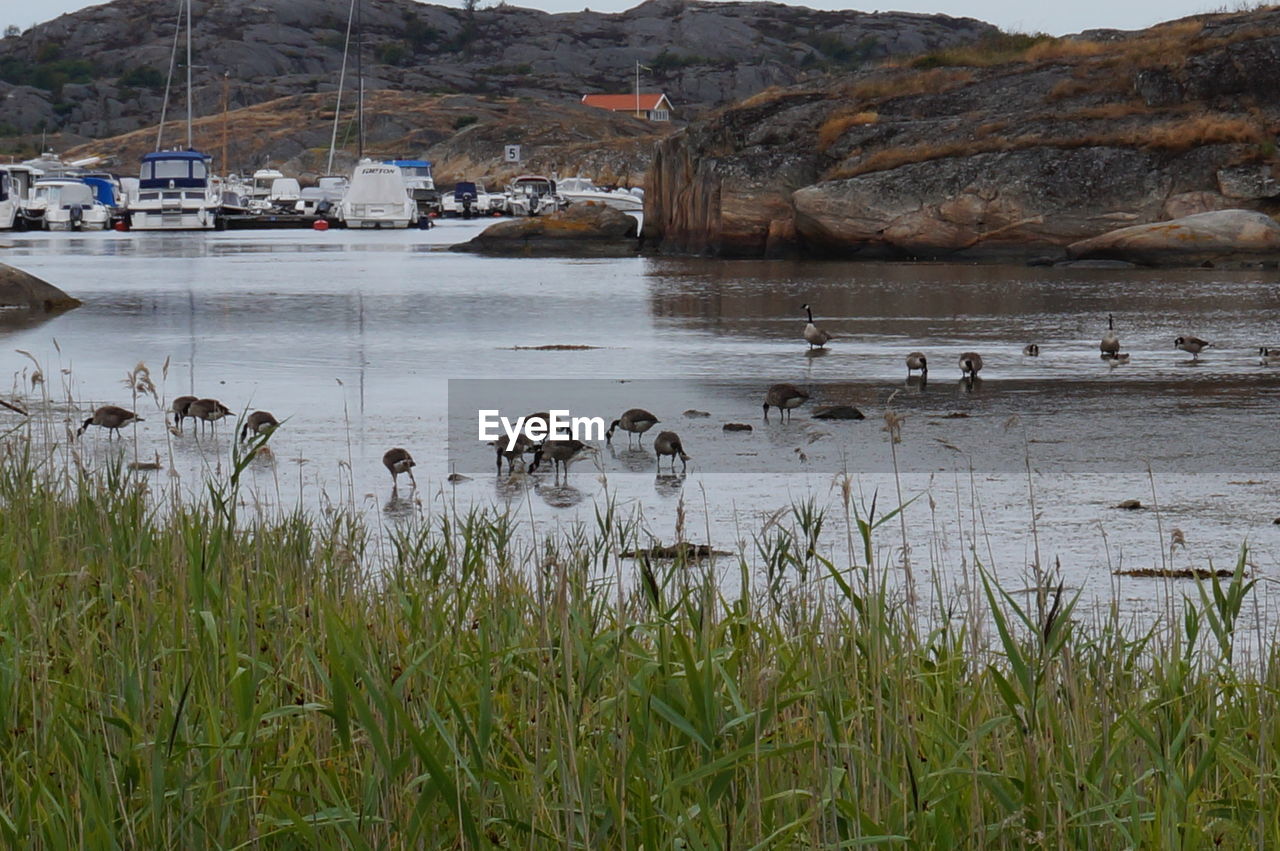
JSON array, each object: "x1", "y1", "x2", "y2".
[{"x1": 0, "y1": 0, "x2": 1238, "y2": 39}]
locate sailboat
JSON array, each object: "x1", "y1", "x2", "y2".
[{"x1": 126, "y1": 0, "x2": 219, "y2": 230}]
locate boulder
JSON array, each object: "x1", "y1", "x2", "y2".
[
  {"x1": 0, "y1": 264, "x2": 82, "y2": 312},
  {"x1": 454, "y1": 203, "x2": 639, "y2": 256},
  {"x1": 1066, "y1": 209, "x2": 1280, "y2": 266}
]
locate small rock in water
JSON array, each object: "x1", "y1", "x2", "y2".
[
  {"x1": 943, "y1": 412, "x2": 970, "y2": 419},
  {"x1": 447, "y1": 472, "x2": 471, "y2": 483},
  {"x1": 683, "y1": 409, "x2": 711, "y2": 418},
  {"x1": 813, "y1": 405, "x2": 865, "y2": 420},
  {"x1": 1273, "y1": 517, "x2": 1280, "y2": 525},
  {"x1": 722, "y1": 423, "x2": 753, "y2": 432},
  {"x1": 1114, "y1": 499, "x2": 1144, "y2": 510}
]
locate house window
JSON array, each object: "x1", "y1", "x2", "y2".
[{"x1": 650, "y1": 109, "x2": 670, "y2": 121}]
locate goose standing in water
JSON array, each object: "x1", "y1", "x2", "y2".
[
  {"x1": 77, "y1": 405, "x2": 143, "y2": 439},
  {"x1": 171, "y1": 395, "x2": 197, "y2": 432},
  {"x1": 1176, "y1": 336, "x2": 1212, "y2": 360},
  {"x1": 239, "y1": 410, "x2": 280, "y2": 441},
  {"x1": 1100, "y1": 314, "x2": 1120, "y2": 358},
  {"x1": 605, "y1": 408, "x2": 659, "y2": 446},
  {"x1": 801, "y1": 304, "x2": 831, "y2": 350},
  {"x1": 906, "y1": 352, "x2": 928, "y2": 376},
  {"x1": 495, "y1": 432, "x2": 536, "y2": 474},
  {"x1": 763, "y1": 383, "x2": 808, "y2": 421},
  {"x1": 653, "y1": 431, "x2": 690, "y2": 472},
  {"x1": 1260, "y1": 347, "x2": 1280, "y2": 365},
  {"x1": 529, "y1": 438, "x2": 596, "y2": 479},
  {"x1": 382, "y1": 447, "x2": 416, "y2": 490},
  {"x1": 1023, "y1": 344, "x2": 1040, "y2": 357},
  {"x1": 959, "y1": 352, "x2": 984, "y2": 379},
  {"x1": 188, "y1": 398, "x2": 232, "y2": 433}
]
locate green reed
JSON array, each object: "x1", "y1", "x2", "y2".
[{"x1": 0, "y1": 438, "x2": 1277, "y2": 849}]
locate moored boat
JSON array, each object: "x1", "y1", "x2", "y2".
[
  {"x1": 555, "y1": 176, "x2": 644, "y2": 213},
  {"x1": 26, "y1": 179, "x2": 112, "y2": 231},
  {"x1": 339, "y1": 160, "x2": 419, "y2": 229},
  {"x1": 127, "y1": 150, "x2": 219, "y2": 230},
  {"x1": 0, "y1": 165, "x2": 41, "y2": 230}
]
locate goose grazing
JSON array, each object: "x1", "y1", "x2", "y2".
[
  {"x1": 188, "y1": 398, "x2": 232, "y2": 432},
  {"x1": 171, "y1": 395, "x2": 197, "y2": 432},
  {"x1": 1175, "y1": 336, "x2": 1212, "y2": 360},
  {"x1": 529, "y1": 438, "x2": 595, "y2": 477},
  {"x1": 906, "y1": 352, "x2": 928, "y2": 375},
  {"x1": 495, "y1": 431, "x2": 535, "y2": 474},
  {"x1": 605, "y1": 408, "x2": 659, "y2": 445},
  {"x1": 239, "y1": 410, "x2": 280, "y2": 441},
  {"x1": 1023, "y1": 344, "x2": 1040, "y2": 357},
  {"x1": 653, "y1": 431, "x2": 690, "y2": 472},
  {"x1": 1100, "y1": 314, "x2": 1120, "y2": 358},
  {"x1": 77, "y1": 405, "x2": 143, "y2": 438},
  {"x1": 382, "y1": 447, "x2": 416, "y2": 489},
  {"x1": 763, "y1": 383, "x2": 808, "y2": 421},
  {"x1": 959, "y1": 352, "x2": 984, "y2": 379},
  {"x1": 1260, "y1": 347, "x2": 1280, "y2": 365},
  {"x1": 801, "y1": 303, "x2": 831, "y2": 350}
]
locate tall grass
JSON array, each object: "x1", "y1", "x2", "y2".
[{"x1": 0, "y1": 440, "x2": 1278, "y2": 847}]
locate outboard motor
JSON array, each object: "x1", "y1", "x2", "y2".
[
  {"x1": 454, "y1": 182, "x2": 477, "y2": 220},
  {"x1": 68, "y1": 205, "x2": 84, "y2": 230}
]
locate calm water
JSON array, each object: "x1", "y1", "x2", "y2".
[{"x1": 3, "y1": 223, "x2": 1280, "y2": 628}]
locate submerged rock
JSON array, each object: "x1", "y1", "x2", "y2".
[
  {"x1": 455, "y1": 204, "x2": 639, "y2": 257},
  {"x1": 812, "y1": 405, "x2": 865, "y2": 420},
  {"x1": 0, "y1": 263, "x2": 81, "y2": 312},
  {"x1": 1067, "y1": 209, "x2": 1280, "y2": 266}
]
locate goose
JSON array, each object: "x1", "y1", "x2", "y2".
[
  {"x1": 495, "y1": 431, "x2": 536, "y2": 474},
  {"x1": 605, "y1": 408, "x2": 659, "y2": 445},
  {"x1": 906, "y1": 352, "x2": 928, "y2": 375},
  {"x1": 77, "y1": 405, "x2": 143, "y2": 438},
  {"x1": 653, "y1": 431, "x2": 690, "y2": 472},
  {"x1": 239, "y1": 410, "x2": 280, "y2": 441},
  {"x1": 171, "y1": 395, "x2": 197, "y2": 431},
  {"x1": 1175, "y1": 336, "x2": 1211, "y2": 360},
  {"x1": 959, "y1": 352, "x2": 984, "y2": 378},
  {"x1": 801, "y1": 304, "x2": 831, "y2": 350},
  {"x1": 763, "y1": 383, "x2": 808, "y2": 421},
  {"x1": 1109, "y1": 353, "x2": 1131, "y2": 366},
  {"x1": 1260, "y1": 347, "x2": 1280, "y2": 365},
  {"x1": 188, "y1": 398, "x2": 232, "y2": 432},
  {"x1": 1023, "y1": 344, "x2": 1040, "y2": 357},
  {"x1": 1100, "y1": 314, "x2": 1120, "y2": 358},
  {"x1": 382, "y1": 447, "x2": 416, "y2": 489},
  {"x1": 529, "y1": 438, "x2": 596, "y2": 477}
]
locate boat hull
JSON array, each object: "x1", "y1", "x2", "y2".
[{"x1": 129, "y1": 208, "x2": 217, "y2": 230}]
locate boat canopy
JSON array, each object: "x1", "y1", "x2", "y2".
[
  {"x1": 81, "y1": 176, "x2": 117, "y2": 206},
  {"x1": 139, "y1": 150, "x2": 211, "y2": 189},
  {"x1": 35, "y1": 180, "x2": 96, "y2": 207},
  {"x1": 384, "y1": 159, "x2": 432, "y2": 168},
  {"x1": 454, "y1": 181, "x2": 477, "y2": 200},
  {"x1": 345, "y1": 163, "x2": 409, "y2": 204}
]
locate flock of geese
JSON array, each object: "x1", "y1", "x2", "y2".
[{"x1": 69, "y1": 305, "x2": 1280, "y2": 491}]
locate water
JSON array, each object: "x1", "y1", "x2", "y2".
[{"x1": 3, "y1": 223, "x2": 1280, "y2": 630}]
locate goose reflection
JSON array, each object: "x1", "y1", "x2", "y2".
[
  {"x1": 905, "y1": 374, "x2": 928, "y2": 392},
  {"x1": 382, "y1": 492, "x2": 415, "y2": 520},
  {"x1": 535, "y1": 481, "x2": 586, "y2": 508},
  {"x1": 609, "y1": 443, "x2": 654, "y2": 472},
  {"x1": 654, "y1": 472, "x2": 687, "y2": 497}
]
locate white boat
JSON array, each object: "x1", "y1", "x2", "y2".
[
  {"x1": 268, "y1": 177, "x2": 302, "y2": 208},
  {"x1": 507, "y1": 175, "x2": 563, "y2": 217},
  {"x1": 339, "y1": 160, "x2": 419, "y2": 228},
  {"x1": 0, "y1": 165, "x2": 41, "y2": 230},
  {"x1": 127, "y1": 150, "x2": 220, "y2": 230},
  {"x1": 385, "y1": 159, "x2": 439, "y2": 214},
  {"x1": 442, "y1": 181, "x2": 494, "y2": 218},
  {"x1": 294, "y1": 176, "x2": 349, "y2": 216},
  {"x1": 555, "y1": 176, "x2": 644, "y2": 213},
  {"x1": 25, "y1": 179, "x2": 112, "y2": 230}
]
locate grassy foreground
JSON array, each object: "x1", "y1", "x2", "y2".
[{"x1": 0, "y1": 442, "x2": 1278, "y2": 849}]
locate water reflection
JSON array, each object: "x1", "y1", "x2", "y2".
[{"x1": 654, "y1": 472, "x2": 686, "y2": 497}]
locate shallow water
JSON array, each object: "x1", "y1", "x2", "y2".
[{"x1": 3, "y1": 224, "x2": 1280, "y2": 632}]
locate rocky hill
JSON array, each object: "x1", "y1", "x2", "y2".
[
  {"x1": 0, "y1": 0, "x2": 996, "y2": 142},
  {"x1": 644, "y1": 8, "x2": 1280, "y2": 259}
]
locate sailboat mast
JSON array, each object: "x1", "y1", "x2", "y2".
[
  {"x1": 185, "y1": 0, "x2": 193, "y2": 149},
  {"x1": 356, "y1": 0, "x2": 364, "y2": 158}
]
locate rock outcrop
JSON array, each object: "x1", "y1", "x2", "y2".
[
  {"x1": 0, "y1": 0, "x2": 996, "y2": 139},
  {"x1": 1066, "y1": 209, "x2": 1280, "y2": 265},
  {"x1": 455, "y1": 203, "x2": 639, "y2": 256},
  {"x1": 0, "y1": 264, "x2": 82, "y2": 311},
  {"x1": 643, "y1": 7, "x2": 1280, "y2": 261}
]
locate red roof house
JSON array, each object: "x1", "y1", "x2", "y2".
[{"x1": 581, "y1": 93, "x2": 674, "y2": 121}]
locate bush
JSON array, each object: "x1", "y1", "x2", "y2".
[
  {"x1": 117, "y1": 65, "x2": 165, "y2": 90},
  {"x1": 453, "y1": 114, "x2": 479, "y2": 130},
  {"x1": 375, "y1": 41, "x2": 407, "y2": 65}
]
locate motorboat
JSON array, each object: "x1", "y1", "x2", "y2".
[
  {"x1": 127, "y1": 150, "x2": 220, "y2": 230},
  {"x1": 339, "y1": 160, "x2": 419, "y2": 228},
  {"x1": 24, "y1": 178, "x2": 112, "y2": 230},
  {"x1": 441, "y1": 181, "x2": 495, "y2": 218},
  {"x1": 507, "y1": 175, "x2": 563, "y2": 217},
  {"x1": 295, "y1": 176, "x2": 349, "y2": 216},
  {"x1": 0, "y1": 165, "x2": 41, "y2": 230},
  {"x1": 555, "y1": 176, "x2": 644, "y2": 213},
  {"x1": 384, "y1": 159, "x2": 440, "y2": 215},
  {"x1": 267, "y1": 177, "x2": 302, "y2": 210}
]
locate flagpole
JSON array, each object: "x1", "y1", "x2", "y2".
[{"x1": 635, "y1": 60, "x2": 640, "y2": 118}]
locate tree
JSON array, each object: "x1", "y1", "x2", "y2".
[{"x1": 3, "y1": 25, "x2": 20, "y2": 38}]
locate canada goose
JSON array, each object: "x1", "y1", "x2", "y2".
[
  {"x1": 382, "y1": 447, "x2": 416, "y2": 489},
  {"x1": 1023, "y1": 344, "x2": 1040, "y2": 357},
  {"x1": 495, "y1": 431, "x2": 536, "y2": 474},
  {"x1": 171, "y1": 395, "x2": 197, "y2": 431},
  {"x1": 1260, "y1": 347, "x2": 1280, "y2": 365},
  {"x1": 653, "y1": 431, "x2": 690, "y2": 472},
  {"x1": 1175, "y1": 336, "x2": 1212, "y2": 359},
  {"x1": 959, "y1": 352, "x2": 984, "y2": 378},
  {"x1": 906, "y1": 352, "x2": 928, "y2": 375},
  {"x1": 606, "y1": 408, "x2": 659, "y2": 445},
  {"x1": 188, "y1": 398, "x2": 232, "y2": 432},
  {"x1": 239, "y1": 410, "x2": 279, "y2": 441},
  {"x1": 77, "y1": 405, "x2": 143, "y2": 438},
  {"x1": 1109, "y1": 352, "x2": 1131, "y2": 366},
  {"x1": 1100, "y1": 314, "x2": 1120, "y2": 358},
  {"x1": 801, "y1": 304, "x2": 831, "y2": 350},
  {"x1": 529, "y1": 438, "x2": 596, "y2": 477},
  {"x1": 763, "y1": 383, "x2": 808, "y2": 421}
]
